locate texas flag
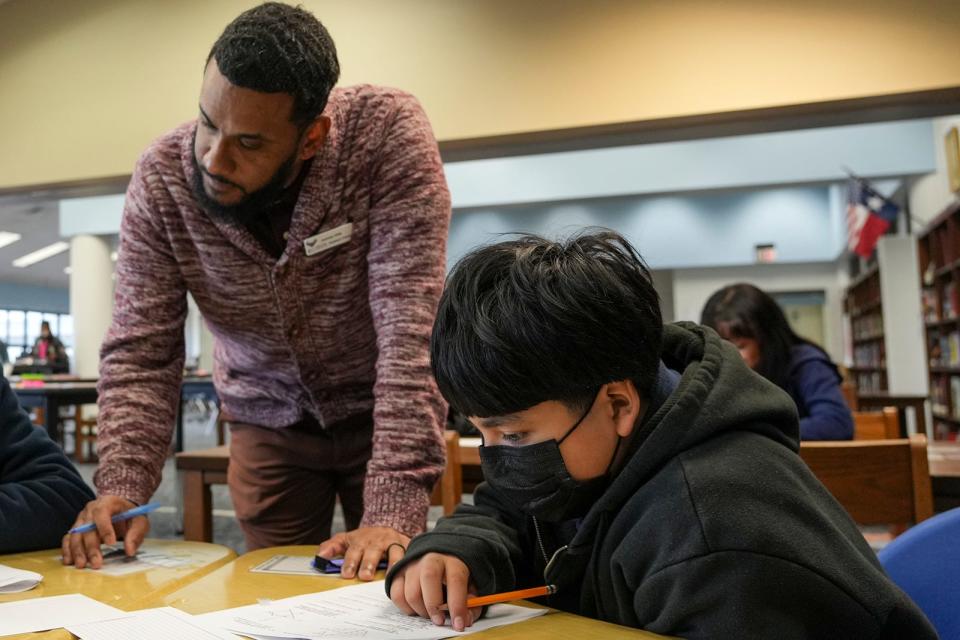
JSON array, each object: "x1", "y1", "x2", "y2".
[{"x1": 846, "y1": 178, "x2": 899, "y2": 258}]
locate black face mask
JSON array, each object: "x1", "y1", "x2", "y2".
[{"x1": 479, "y1": 392, "x2": 622, "y2": 523}]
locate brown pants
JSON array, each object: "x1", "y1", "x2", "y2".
[{"x1": 227, "y1": 411, "x2": 374, "y2": 551}]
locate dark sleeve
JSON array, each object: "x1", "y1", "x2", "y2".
[
  {"x1": 385, "y1": 482, "x2": 533, "y2": 597},
  {"x1": 631, "y1": 551, "x2": 937, "y2": 640},
  {"x1": 792, "y1": 357, "x2": 854, "y2": 440},
  {"x1": 0, "y1": 376, "x2": 96, "y2": 553}
]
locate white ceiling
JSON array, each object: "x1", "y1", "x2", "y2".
[{"x1": 0, "y1": 200, "x2": 70, "y2": 289}]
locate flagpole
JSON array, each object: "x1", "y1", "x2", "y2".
[{"x1": 840, "y1": 166, "x2": 926, "y2": 231}]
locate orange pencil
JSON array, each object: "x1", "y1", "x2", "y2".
[{"x1": 438, "y1": 585, "x2": 557, "y2": 611}]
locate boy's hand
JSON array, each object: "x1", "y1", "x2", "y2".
[{"x1": 389, "y1": 552, "x2": 482, "y2": 632}]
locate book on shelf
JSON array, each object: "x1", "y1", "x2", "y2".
[
  {"x1": 857, "y1": 371, "x2": 884, "y2": 393},
  {"x1": 944, "y1": 281, "x2": 958, "y2": 320},
  {"x1": 952, "y1": 376, "x2": 960, "y2": 420},
  {"x1": 936, "y1": 331, "x2": 960, "y2": 367},
  {"x1": 932, "y1": 376, "x2": 950, "y2": 415},
  {"x1": 852, "y1": 313, "x2": 883, "y2": 340},
  {"x1": 929, "y1": 332, "x2": 944, "y2": 366},
  {"x1": 934, "y1": 421, "x2": 957, "y2": 441},
  {"x1": 922, "y1": 288, "x2": 939, "y2": 323},
  {"x1": 853, "y1": 341, "x2": 884, "y2": 368}
]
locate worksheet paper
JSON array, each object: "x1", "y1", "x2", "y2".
[
  {"x1": 197, "y1": 579, "x2": 547, "y2": 640},
  {"x1": 0, "y1": 563, "x2": 42, "y2": 593},
  {"x1": 0, "y1": 594, "x2": 124, "y2": 636},
  {"x1": 250, "y1": 555, "x2": 335, "y2": 577},
  {"x1": 67, "y1": 607, "x2": 241, "y2": 640},
  {"x1": 69, "y1": 545, "x2": 194, "y2": 576}
]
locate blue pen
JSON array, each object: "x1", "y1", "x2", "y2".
[{"x1": 68, "y1": 502, "x2": 161, "y2": 535}]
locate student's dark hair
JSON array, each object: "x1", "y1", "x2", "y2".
[
  {"x1": 431, "y1": 230, "x2": 663, "y2": 418},
  {"x1": 207, "y1": 2, "x2": 340, "y2": 127},
  {"x1": 700, "y1": 283, "x2": 823, "y2": 390}
]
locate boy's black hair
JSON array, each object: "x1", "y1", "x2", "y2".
[
  {"x1": 208, "y1": 2, "x2": 340, "y2": 127},
  {"x1": 700, "y1": 283, "x2": 825, "y2": 390},
  {"x1": 431, "y1": 230, "x2": 663, "y2": 418}
]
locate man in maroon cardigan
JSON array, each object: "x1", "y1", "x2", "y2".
[{"x1": 62, "y1": 3, "x2": 450, "y2": 581}]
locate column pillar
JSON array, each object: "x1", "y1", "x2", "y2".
[{"x1": 69, "y1": 235, "x2": 113, "y2": 378}]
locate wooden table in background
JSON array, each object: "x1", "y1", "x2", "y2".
[
  {"x1": 856, "y1": 392, "x2": 928, "y2": 438},
  {"x1": 176, "y1": 445, "x2": 229, "y2": 542},
  {"x1": 0, "y1": 539, "x2": 235, "y2": 639},
  {"x1": 929, "y1": 441, "x2": 960, "y2": 512},
  {"x1": 139, "y1": 545, "x2": 666, "y2": 639}
]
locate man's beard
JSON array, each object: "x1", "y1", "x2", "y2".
[{"x1": 190, "y1": 145, "x2": 298, "y2": 227}]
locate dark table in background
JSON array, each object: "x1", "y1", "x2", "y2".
[
  {"x1": 13, "y1": 375, "x2": 219, "y2": 454},
  {"x1": 12, "y1": 382, "x2": 99, "y2": 441}
]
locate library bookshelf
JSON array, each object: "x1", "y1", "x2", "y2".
[{"x1": 917, "y1": 201, "x2": 960, "y2": 441}]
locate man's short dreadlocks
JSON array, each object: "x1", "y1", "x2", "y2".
[{"x1": 208, "y1": 2, "x2": 340, "y2": 127}]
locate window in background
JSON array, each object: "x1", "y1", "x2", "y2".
[
  {"x1": 8, "y1": 310, "x2": 25, "y2": 354},
  {"x1": 0, "y1": 309, "x2": 73, "y2": 364},
  {"x1": 58, "y1": 314, "x2": 74, "y2": 362},
  {"x1": 25, "y1": 311, "x2": 43, "y2": 345},
  {"x1": 0, "y1": 310, "x2": 7, "y2": 364},
  {"x1": 58, "y1": 314, "x2": 73, "y2": 343}
]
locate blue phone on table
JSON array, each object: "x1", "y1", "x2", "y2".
[{"x1": 312, "y1": 556, "x2": 388, "y2": 574}]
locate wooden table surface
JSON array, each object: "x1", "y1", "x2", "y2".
[
  {"x1": 928, "y1": 441, "x2": 960, "y2": 476},
  {"x1": 140, "y1": 545, "x2": 667, "y2": 639},
  {"x1": 0, "y1": 540, "x2": 235, "y2": 639}
]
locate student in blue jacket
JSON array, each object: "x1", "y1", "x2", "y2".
[
  {"x1": 0, "y1": 373, "x2": 95, "y2": 552},
  {"x1": 701, "y1": 283, "x2": 854, "y2": 440}
]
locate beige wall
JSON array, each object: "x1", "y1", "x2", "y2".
[{"x1": 2, "y1": 0, "x2": 960, "y2": 189}]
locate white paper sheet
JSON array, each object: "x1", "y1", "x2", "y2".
[
  {"x1": 0, "y1": 594, "x2": 124, "y2": 635},
  {"x1": 249, "y1": 555, "x2": 334, "y2": 577},
  {"x1": 197, "y1": 579, "x2": 547, "y2": 640},
  {"x1": 67, "y1": 606, "x2": 241, "y2": 640},
  {"x1": 0, "y1": 563, "x2": 42, "y2": 593}
]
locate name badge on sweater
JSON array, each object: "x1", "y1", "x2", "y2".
[{"x1": 304, "y1": 223, "x2": 353, "y2": 256}]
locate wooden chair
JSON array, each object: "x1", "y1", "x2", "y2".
[
  {"x1": 176, "y1": 444, "x2": 229, "y2": 542},
  {"x1": 430, "y1": 430, "x2": 463, "y2": 516},
  {"x1": 799, "y1": 435, "x2": 934, "y2": 530},
  {"x1": 853, "y1": 407, "x2": 900, "y2": 440},
  {"x1": 72, "y1": 405, "x2": 98, "y2": 463}
]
